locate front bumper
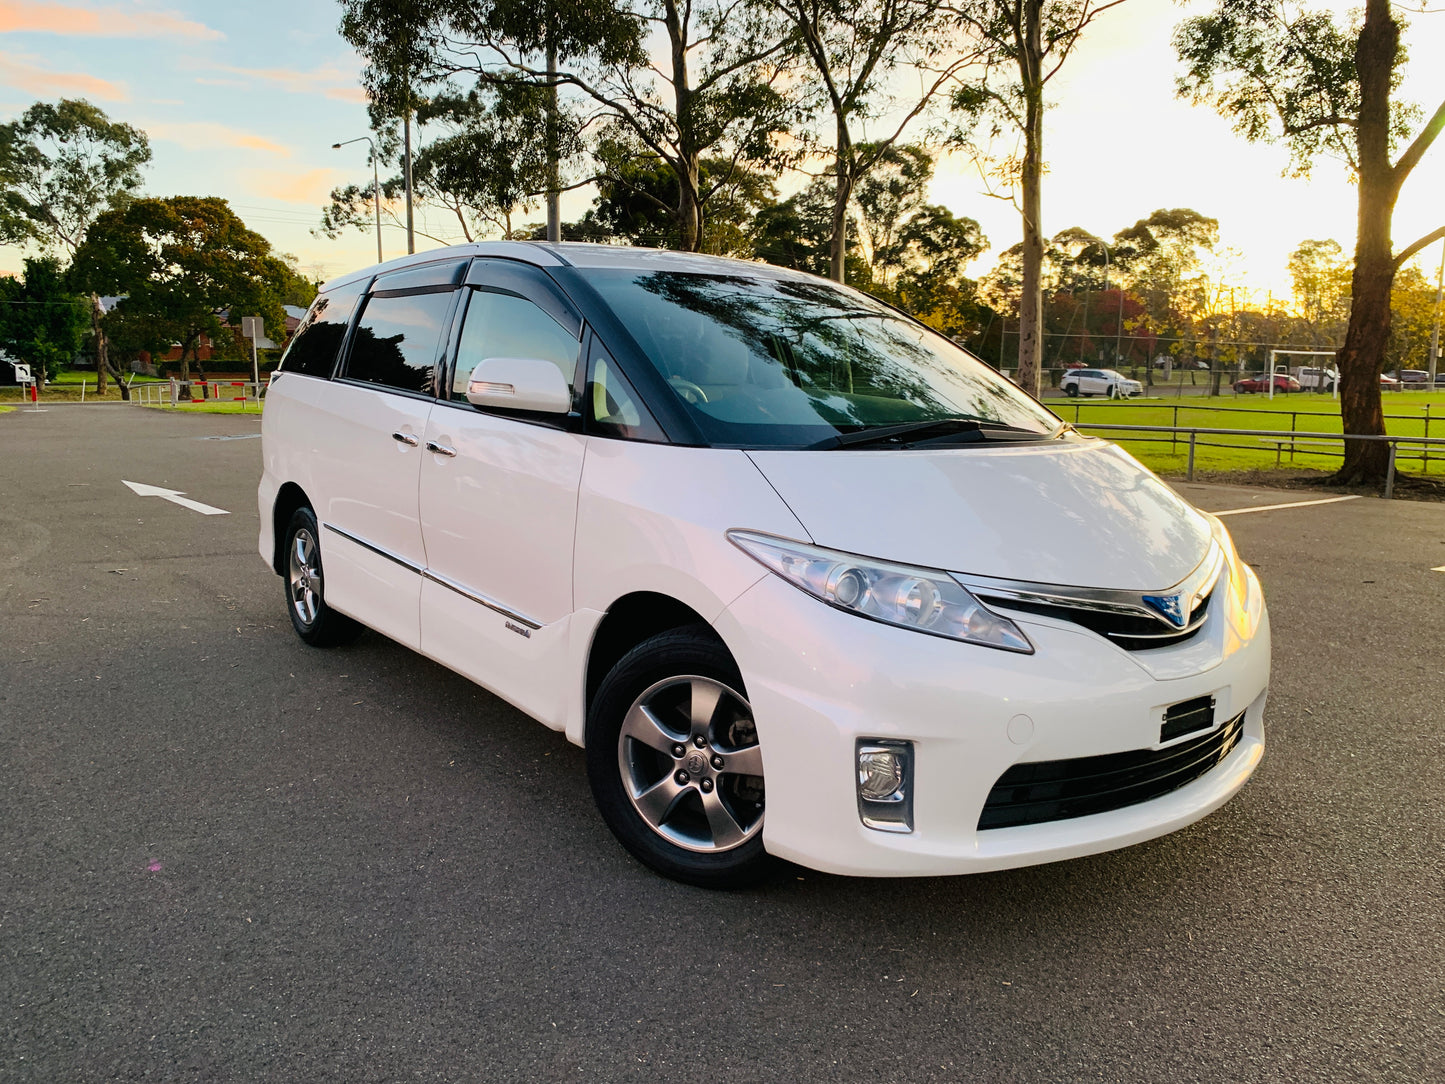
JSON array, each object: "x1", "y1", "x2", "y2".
[{"x1": 713, "y1": 572, "x2": 1270, "y2": 877}]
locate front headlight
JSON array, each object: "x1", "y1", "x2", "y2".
[
  {"x1": 728, "y1": 530, "x2": 1033, "y2": 653},
  {"x1": 1207, "y1": 514, "x2": 1264, "y2": 638}
]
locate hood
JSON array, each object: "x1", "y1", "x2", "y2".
[{"x1": 746, "y1": 438, "x2": 1212, "y2": 591}]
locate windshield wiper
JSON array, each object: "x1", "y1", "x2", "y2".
[{"x1": 810, "y1": 418, "x2": 1052, "y2": 450}]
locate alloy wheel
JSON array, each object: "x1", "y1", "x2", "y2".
[
  {"x1": 288, "y1": 527, "x2": 323, "y2": 628},
  {"x1": 616, "y1": 675, "x2": 764, "y2": 854}
]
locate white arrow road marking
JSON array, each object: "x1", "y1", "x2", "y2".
[
  {"x1": 1433, "y1": 566, "x2": 1445, "y2": 573},
  {"x1": 1212, "y1": 495, "x2": 1362, "y2": 517},
  {"x1": 122, "y1": 480, "x2": 230, "y2": 516}
]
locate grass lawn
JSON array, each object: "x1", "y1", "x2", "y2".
[
  {"x1": 141, "y1": 401, "x2": 262, "y2": 415},
  {"x1": 1061, "y1": 391, "x2": 1445, "y2": 477}
]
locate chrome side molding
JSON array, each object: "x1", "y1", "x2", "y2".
[{"x1": 322, "y1": 521, "x2": 542, "y2": 631}]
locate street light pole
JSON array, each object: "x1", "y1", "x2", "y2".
[
  {"x1": 332, "y1": 136, "x2": 383, "y2": 265},
  {"x1": 1098, "y1": 242, "x2": 1124, "y2": 367},
  {"x1": 402, "y1": 107, "x2": 415, "y2": 254},
  {"x1": 1429, "y1": 239, "x2": 1444, "y2": 385}
]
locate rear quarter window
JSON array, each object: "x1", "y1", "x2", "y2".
[{"x1": 277, "y1": 279, "x2": 368, "y2": 378}]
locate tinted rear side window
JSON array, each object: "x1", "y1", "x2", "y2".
[
  {"x1": 343, "y1": 291, "x2": 457, "y2": 395},
  {"x1": 278, "y1": 279, "x2": 367, "y2": 378}
]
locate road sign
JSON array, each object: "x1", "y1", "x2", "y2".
[
  {"x1": 240, "y1": 316, "x2": 263, "y2": 385},
  {"x1": 13, "y1": 363, "x2": 31, "y2": 383}
]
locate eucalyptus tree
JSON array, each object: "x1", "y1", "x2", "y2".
[
  {"x1": 768, "y1": 0, "x2": 978, "y2": 281},
  {"x1": 319, "y1": 85, "x2": 583, "y2": 244},
  {"x1": 340, "y1": 0, "x2": 640, "y2": 242},
  {"x1": 1175, "y1": 0, "x2": 1445, "y2": 482},
  {"x1": 852, "y1": 143, "x2": 936, "y2": 285},
  {"x1": 0, "y1": 97, "x2": 151, "y2": 394},
  {"x1": 947, "y1": 0, "x2": 1129, "y2": 396},
  {"x1": 1287, "y1": 239, "x2": 1352, "y2": 349},
  {"x1": 338, "y1": 0, "x2": 796, "y2": 253}
]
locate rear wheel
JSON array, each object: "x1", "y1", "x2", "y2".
[
  {"x1": 587, "y1": 627, "x2": 772, "y2": 888},
  {"x1": 283, "y1": 506, "x2": 362, "y2": 647},
  {"x1": 1065, "y1": 384, "x2": 1078, "y2": 397}
]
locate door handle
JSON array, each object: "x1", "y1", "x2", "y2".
[
  {"x1": 425, "y1": 440, "x2": 457, "y2": 457},
  {"x1": 392, "y1": 431, "x2": 419, "y2": 447}
]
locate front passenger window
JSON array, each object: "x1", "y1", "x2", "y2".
[{"x1": 452, "y1": 290, "x2": 581, "y2": 401}]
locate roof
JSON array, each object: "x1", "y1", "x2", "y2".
[{"x1": 319, "y1": 241, "x2": 793, "y2": 293}]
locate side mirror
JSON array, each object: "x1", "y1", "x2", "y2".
[{"x1": 464, "y1": 357, "x2": 572, "y2": 414}]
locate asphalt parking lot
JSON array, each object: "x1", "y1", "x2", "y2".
[{"x1": 2, "y1": 405, "x2": 1442, "y2": 1083}]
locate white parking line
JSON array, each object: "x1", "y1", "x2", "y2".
[{"x1": 1212, "y1": 495, "x2": 1363, "y2": 517}]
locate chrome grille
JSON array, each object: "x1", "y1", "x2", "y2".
[{"x1": 953, "y1": 543, "x2": 1225, "y2": 653}]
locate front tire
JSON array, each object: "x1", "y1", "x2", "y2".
[
  {"x1": 586, "y1": 627, "x2": 772, "y2": 888},
  {"x1": 283, "y1": 506, "x2": 362, "y2": 647}
]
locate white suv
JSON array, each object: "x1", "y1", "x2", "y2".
[
  {"x1": 260, "y1": 243, "x2": 1269, "y2": 887},
  {"x1": 1061, "y1": 368, "x2": 1143, "y2": 398}
]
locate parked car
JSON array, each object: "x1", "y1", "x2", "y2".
[
  {"x1": 1060, "y1": 368, "x2": 1143, "y2": 398},
  {"x1": 1388, "y1": 369, "x2": 1430, "y2": 387},
  {"x1": 1293, "y1": 366, "x2": 1337, "y2": 390},
  {"x1": 1320, "y1": 372, "x2": 1403, "y2": 393},
  {"x1": 260, "y1": 243, "x2": 1270, "y2": 887},
  {"x1": 1234, "y1": 374, "x2": 1301, "y2": 394}
]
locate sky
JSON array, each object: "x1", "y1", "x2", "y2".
[{"x1": 2, "y1": 0, "x2": 1444, "y2": 305}]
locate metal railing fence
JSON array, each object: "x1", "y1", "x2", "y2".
[
  {"x1": 131, "y1": 380, "x2": 262, "y2": 406},
  {"x1": 1074, "y1": 422, "x2": 1445, "y2": 497}
]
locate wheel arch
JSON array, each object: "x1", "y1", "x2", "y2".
[
  {"x1": 584, "y1": 592, "x2": 735, "y2": 723},
  {"x1": 271, "y1": 482, "x2": 313, "y2": 576}
]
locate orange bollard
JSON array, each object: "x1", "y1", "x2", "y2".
[{"x1": 29, "y1": 383, "x2": 37, "y2": 403}]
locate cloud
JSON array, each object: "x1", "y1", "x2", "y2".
[
  {"x1": 0, "y1": 51, "x2": 127, "y2": 100},
  {"x1": 245, "y1": 167, "x2": 340, "y2": 205},
  {"x1": 147, "y1": 120, "x2": 289, "y2": 157},
  {"x1": 0, "y1": 1, "x2": 222, "y2": 40},
  {"x1": 202, "y1": 61, "x2": 365, "y2": 103}
]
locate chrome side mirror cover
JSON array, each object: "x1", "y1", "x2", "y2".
[{"x1": 464, "y1": 357, "x2": 572, "y2": 414}]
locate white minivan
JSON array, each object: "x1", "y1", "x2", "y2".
[{"x1": 259, "y1": 243, "x2": 1269, "y2": 887}]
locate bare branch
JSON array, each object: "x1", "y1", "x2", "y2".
[
  {"x1": 1394, "y1": 224, "x2": 1445, "y2": 270},
  {"x1": 1392, "y1": 95, "x2": 1445, "y2": 188}
]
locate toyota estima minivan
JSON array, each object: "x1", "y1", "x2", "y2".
[{"x1": 260, "y1": 242, "x2": 1269, "y2": 887}]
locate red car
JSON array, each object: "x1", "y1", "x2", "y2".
[{"x1": 1234, "y1": 374, "x2": 1301, "y2": 394}]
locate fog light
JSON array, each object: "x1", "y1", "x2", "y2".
[
  {"x1": 856, "y1": 740, "x2": 914, "y2": 833},
  {"x1": 858, "y1": 750, "x2": 904, "y2": 800}
]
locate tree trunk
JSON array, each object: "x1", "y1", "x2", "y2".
[
  {"x1": 665, "y1": 1, "x2": 703, "y2": 252},
  {"x1": 545, "y1": 36, "x2": 561, "y2": 243},
  {"x1": 677, "y1": 156, "x2": 702, "y2": 251},
  {"x1": 90, "y1": 293, "x2": 108, "y2": 396},
  {"x1": 1014, "y1": 1, "x2": 1046, "y2": 398},
  {"x1": 179, "y1": 339, "x2": 193, "y2": 397},
  {"x1": 830, "y1": 119, "x2": 853, "y2": 283},
  {"x1": 1335, "y1": 0, "x2": 1398, "y2": 484}
]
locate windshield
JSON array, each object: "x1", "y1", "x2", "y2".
[{"x1": 581, "y1": 269, "x2": 1062, "y2": 448}]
